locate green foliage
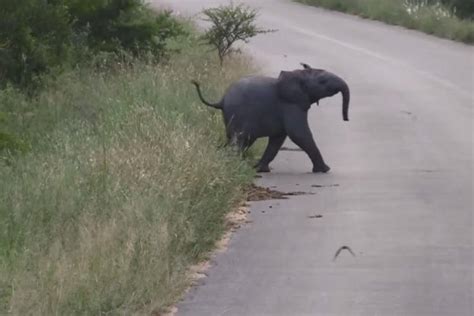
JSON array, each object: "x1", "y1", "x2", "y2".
[
  {"x1": 297, "y1": 0, "x2": 474, "y2": 43},
  {"x1": 0, "y1": 0, "x2": 72, "y2": 87},
  {"x1": 0, "y1": 0, "x2": 184, "y2": 88},
  {"x1": 442, "y1": 0, "x2": 474, "y2": 19},
  {"x1": 201, "y1": 3, "x2": 275, "y2": 65},
  {"x1": 67, "y1": 0, "x2": 184, "y2": 57}
]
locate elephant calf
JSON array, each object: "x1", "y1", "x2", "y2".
[{"x1": 191, "y1": 63, "x2": 350, "y2": 173}]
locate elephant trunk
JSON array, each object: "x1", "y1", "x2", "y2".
[{"x1": 340, "y1": 79, "x2": 350, "y2": 121}]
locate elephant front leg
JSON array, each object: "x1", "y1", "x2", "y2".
[
  {"x1": 254, "y1": 135, "x2": 287, "y2": 173},
  {"x1": 284, "y1": 110, "x2": 330, "y2": 173}
]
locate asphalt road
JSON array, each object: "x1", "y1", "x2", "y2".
[{"x1": 154, "y1": 1, "x2": 473, "y2": 315}]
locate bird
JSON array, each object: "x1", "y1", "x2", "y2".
[{"x1": 333, "y1": 245, "x2": 356, "y2": 261}]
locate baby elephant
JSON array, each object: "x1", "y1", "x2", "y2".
[{"x1": 191, "y1": 63, "x2": 350, "y2": 173}]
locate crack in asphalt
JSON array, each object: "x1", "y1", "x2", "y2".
[
  {"x1": 280, "y1": 146, "x2": 304, "y2": 152},
  {"x1": 311, "y1": 184, "x2": 340, "y2": 188}
]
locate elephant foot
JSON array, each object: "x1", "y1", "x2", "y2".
[
  {"x1": 255, "y1": 164, "x2": 271, "y2": 173},
  {"x1": 312, "y1": 164, "x2": 330, "y2": 173}
]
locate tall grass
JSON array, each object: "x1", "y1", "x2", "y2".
[
  {"x1": 297, "y1": 0, "x2": 474, "y2": 43},
  {"x1": 0, "y1": 34, "x2": 258, "y2": 315}
]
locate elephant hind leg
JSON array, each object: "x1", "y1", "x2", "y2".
[{"x1": 254, "y1": 135, "x2": 287, "y2": 173}]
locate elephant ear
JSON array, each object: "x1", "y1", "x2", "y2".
[{"x1": 277, "y1": 70, "x2": 311, "y2": 111}]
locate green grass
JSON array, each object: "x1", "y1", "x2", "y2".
[
  {"x1": 296, "y1": 0, "x2": 474, "y2": 44},
  {"x1": 0, "y1": 30, "x2": 260, "y2": 315}
]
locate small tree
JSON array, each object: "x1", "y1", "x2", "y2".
[{"x1": 201, "y1": 3, "x2": 275, "y2": 65}]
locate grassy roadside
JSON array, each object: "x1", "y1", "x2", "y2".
[
  {"x1": 296, "y1": 0, "x2": 474, "y2": 44},
  {"x1": 0, "y1": 28, "x2": 259, "y2": 314}
]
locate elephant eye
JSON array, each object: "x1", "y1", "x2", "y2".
[{"x1": 318, "y1": 78, "x2": 327, "y2": 85}]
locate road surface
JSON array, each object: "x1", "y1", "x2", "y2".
[{"x1": 154, "y1": 1, "x2": 473, "y2": 315}]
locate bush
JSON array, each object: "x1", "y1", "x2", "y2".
[
  {"x1": 0, "y1": 0, "x2": 184, "y2": 88},
  {"x1": 200, "y1": 3, "x2": 274, "y2": 65},
  {"x1": 0, "y1": 0, "x2": 72, "y2": 87},
  {"x1": 442, "y1": 0, "x2": 474, "y2": 19},
  {"x1": 67, "y1": 0, "x2": 184, "y2": 58}
]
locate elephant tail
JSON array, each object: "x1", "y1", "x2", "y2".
[{"x1": 191, "y1": 80, "x2": 222, "y2": 109}]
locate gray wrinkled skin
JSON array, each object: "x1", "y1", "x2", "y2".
[{"x1": 192, "y1": 63, "x2": 350, "y2": 173}]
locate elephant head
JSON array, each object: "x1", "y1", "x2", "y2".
[{"x1": 277, "y1": 63, "x2": 350, "y2": 121}]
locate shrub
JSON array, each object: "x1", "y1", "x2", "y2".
[
  {"x1": 442, "y1": 0, "x2": 474, "y2": 20},
  {"x1": 200, "y1": 3, "x2": 274, "y2": 65},
  {"x1": 67, "y1": 0, "x2": 184, "y2": 58},
  {"x1": 0, "y1": 0, "x2": 72, "y2": 87},
  {"x1": 0, "y1": 0, "x2": 184, "y2": 88}
]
